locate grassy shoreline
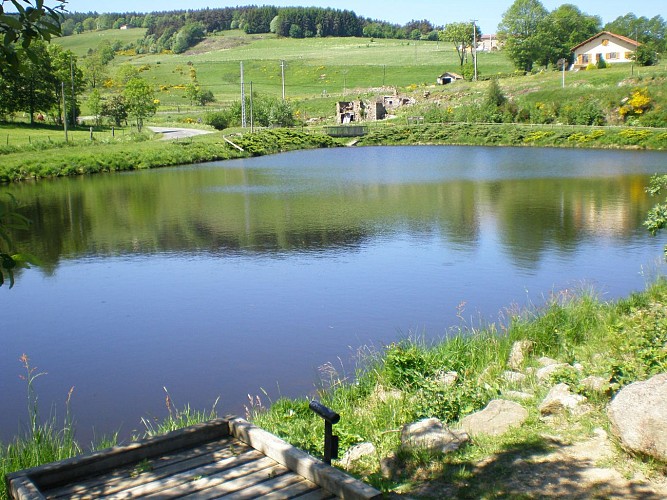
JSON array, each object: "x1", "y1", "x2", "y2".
[
  {"x1": 1, "y1": 122, "x2": 665, "y2": 183},
  {"x1": 2, "y1": 279, "x2": 666, "y2": 498}
]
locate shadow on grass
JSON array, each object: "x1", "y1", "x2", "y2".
[{"x1": 376, "y1": 436, "x2": 664, "y2": 499}]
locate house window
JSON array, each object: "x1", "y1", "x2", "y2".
[
  {"x1": 606, "y1": 52, "x2": 618, "y2": 60},
  {"x1": 580, "y1": 54, "x2": 589, "y2": 64},
  {"x1": 602, "y1": 39, "x2": 609, "y2": 46}
]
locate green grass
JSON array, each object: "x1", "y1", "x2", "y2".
[
  {"x1": 54, "y1": 28, "x2": 147, "y2": 57},
  {"x1": 249, "y1": 280, "x2": 667, "y2": 496},
  {"x1": 2, "y1": 279, "x2": 666, "y2": 498},
  {"x1": 53, "y1": 30, "x2": 514, "y2": 107}
]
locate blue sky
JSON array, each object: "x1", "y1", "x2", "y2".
[{"x1": 59, "y1": 1, "x2": 663, "y2": 35}]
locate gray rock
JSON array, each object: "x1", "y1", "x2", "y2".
[
  {"x1": 401, "y1": 417, "x2": 468, "y2": 453},
  {"x1": 341, "y1": 442, "x2": 376, "y2": 468},
  {"x1": 581, "y1": 375, "x2": 609, "y2": 393},
  {"x1": 538, "y1": 356, "x2": 561, "y2": 367},
  {"x1": 435, "y1": 370, "x2": 458, "y2": 387},
  {"x1": 539, "y1": 383, "x2": 587, "y2": 415},
  {"x1": 536, "y1": 363, "x2": 574, "y2": 381},
  {"x1": 502, "y1": 370, "x2": 527, "y2": 384},
  {"x1": 608, "y1": 373, "x2": 667, "y2": 461},
  {"x1": 508, "y1": 340, "x2": 534, "y2": 370},
  {"x1": 503, "y1": 390, "x2": 535, "y2": 401},
  {"x1": 460, "y1": 399, "x2": 528, "y2": 437}
]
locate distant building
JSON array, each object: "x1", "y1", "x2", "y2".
[
  {"x1": 436, "y1": 72, "x2": 464, "y2": 85},
  {"x1": 571, "y1": 31, "x2": 639, "y2": 69},
  {"x1": 119, "y1": 24, "x2": 129, "y2": 30},
  {"x1": 478, "y1": 34, "x2": 500, "y2": 52}
]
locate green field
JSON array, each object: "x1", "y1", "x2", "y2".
[{"x1": 54, "y1": 30, "x2": 515, "y2": 109}]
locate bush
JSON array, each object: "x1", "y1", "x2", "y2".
[{"x1": 205, "y1": 110, "x2": 234, "y2": 130}]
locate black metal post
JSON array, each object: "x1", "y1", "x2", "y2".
[{"x1": 309, "y1": 400, "x2": 340, "y2": 465}]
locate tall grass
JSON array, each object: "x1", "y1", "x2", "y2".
[{"x1": 249, "y1": 279, "x2": 667, "y2": 493}]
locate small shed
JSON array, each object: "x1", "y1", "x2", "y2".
[{"x1": 437, "y1": 72, "x2": 464, "y2": 85}]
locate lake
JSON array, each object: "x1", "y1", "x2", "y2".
[{"x1": 2, "y1": 145, "x2": 666, "y2": 443}]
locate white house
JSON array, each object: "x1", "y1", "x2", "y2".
[
  {"x1": 571, "y1": 31, "x2": 639, "y2": 69},
  {"x1": 478, "y1": 34, "x2": 501, "y2": 52}
]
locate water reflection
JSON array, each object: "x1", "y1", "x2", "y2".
[
  {"x1": 2, "y1": 145, "x2": 666, "y2": 442},
  {"x1": 5, "y1": 151, "x2": 658, "y2": 271}
]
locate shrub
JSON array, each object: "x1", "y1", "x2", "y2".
[{"x1": 205, "y1": 111, "x2": 234, "y2": 130}]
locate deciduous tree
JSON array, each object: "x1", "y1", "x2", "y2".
[
  {"x1": 439, "y1": 22, "x2": 481, "y2": 67},
  {"x1": 123, "y1": 77, "x2": 158, "y2": 132},
  {"x1": 498, "y1": 0, "x2": 548, "y2": 72}
]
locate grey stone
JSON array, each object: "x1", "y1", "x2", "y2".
[
  {"x1": 608, "y1": 373, "x2": 667, "y2": 461},
  {"x1": 502, "y1": 370, "x2": 527, "y2": 384},
  {"x1": 536, "y1": 363, "x2": 574, "y2": 381},
  {"x1": 503, "y1": 390, "x2": 535, "y2": 401},
  {"x1": 460, "y1": 399, "x2": 528, "y2": 437},
  {"x1": 435, "y1": 370, "x2": 458, "y2": 387},
  {"x1": 508, "y1": 340, "x2": 534, "y2": 370},
  {"x1": 581, "y1": 375, "x2": 609, "y2": 393},
  {"x1": 401, "y1": 417, "x2": 468, "y2": 453},
  {"x1": 341, "y1": 442, "x2": 376, "y2": 468},
  {"x1": 539, "y1": 383, "x2": 587, "y2": 415},
  {"x1": 538, "y1": 356, "x2": 561, "y2": 367}
]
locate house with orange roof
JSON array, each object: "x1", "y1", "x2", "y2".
[{"x1": 571, "y1": 31, "x2": 639, "y2": 69}]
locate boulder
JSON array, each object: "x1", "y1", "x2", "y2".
[
  {"x1": 502, "y1": 370, "x2": 527, "y2": 384},
  {"x1": 460, "y1": 399, "x2": 528, "y2": 437},
  {"x1": 508, "y1": 340, "x2": 534, "y2": 370},
  {"x1": 538, "y1": 356, "x2": 561, "y2": 367},
  {"x1": 539, "y1": 383, "x2": 587, "y2": 415},
  {"x1": 581, "y1": 375, "x2": 609, "y2": 393},
  {"x1": 401, "y1": 417, "x2": 468, "y2": 453},
  {"x1": 608, "y1": 373, "x2": 667, "y2": 461},
  {"x1": 341, "y1": 442, "x2": 376, "y2": 468},
  {"x1": 536, "y1": 363, "x2": 574, "y2": 382}
]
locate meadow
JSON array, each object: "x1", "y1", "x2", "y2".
[{"x1": 55, "y1": 29, "x2": 515, "y2": 109}]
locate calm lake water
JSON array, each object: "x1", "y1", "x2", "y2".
[{"x1": 2, "y1": 145, "x2": 667, "y2": 442}]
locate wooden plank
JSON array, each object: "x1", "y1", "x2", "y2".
[
  {"x1": 8, "y1": 419, "x2": 230, "y2": 492},
  {"x1": 96, "y1": 452, "x2": 275, "y2": 499},
  {"x1": 293, "y1": 490, "x2": 337, "y2": 500},
  {"x1": 7, "y1": 476, "x2": 46, "y2": 500},
  {"x1": 47, "y1": 446, "x2": 262, "y2": 499},
  {"x1": 229, "y1": 418, "x2": 382, "y2": 500},
  {"x1": 229, "y1": 474, "x2": 322, "y2": 500},
  {"x1": 46, "y1": 439, "x2": 253, "y2": 498},
  {"x1": 220, "y1": 473, "x2": 317, "y2": 499},
  {"x1": 144, "y1": 462, "x2": 290, "y2": 499}
]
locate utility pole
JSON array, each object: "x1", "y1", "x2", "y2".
[
  {"x1": 281, "y1": 60, "x2": 286, "y2": 100},
  {"x1": 240, "y1": 61, "x2": 246, "y2": 128},
  {"x1": 250, "y1": 81, "x2": 254, "y2": 133},
  {"x1": 472, "y1": 20, "x2": 478, "y2": 81},
  {"x1": 62, "y1": 82, "x2": 68, "y2": 142},
  {"x1": 70, "y1": 55, "x2": 76, "y2": 127}
]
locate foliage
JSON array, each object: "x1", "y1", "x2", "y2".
[
  {"x1": 0, "y1": 0, "x2": 65, "y2": 72},
  {"x1": 498, "y1": 0, "x2": 549, "y2": 72},
  {"x1": 486, "y1": 79, "x2": 507, "y2": 108},
  {"x1": 604, "y1": 13, "x2": 666, "y2": 54},
  {"x1": 644, "y1": 174, "x2": 667, "y2": 257},
  {"x1": 100, "y1": 94, "x2": 128, "y2": 126},
  {"x1": 123, "y1": 77, "x2": 158, "y2": 132},
  {"x1": 439, "y1": 22, "x2": 480, "y2": 67},
  {"x1": 633, "y1": 43, "x2": 659, "y2": 67},
  {"x1": 0, "y1": 194, "x2": 36, "y2": 287},
  {"x1": 619, "y1": 87, "x2": 652, "y2": 121},
  {"x1": 205, "y1": 110, "x2": 234, "y2": 130},
  {"x1": 537, "y1": 4, "x2": 601, "y2": 68}
]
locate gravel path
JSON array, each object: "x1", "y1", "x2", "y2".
[{"x1": 147, "y1": 126, "x2": 214, "y2": 140}]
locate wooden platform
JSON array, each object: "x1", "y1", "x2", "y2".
[{"x1": 5, "y1": 418, "x2": 382, "y2": 500}]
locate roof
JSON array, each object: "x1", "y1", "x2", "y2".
[
  {"x1": 439, "y1": 72, "x2": 463, "y2": 79},
  {"x1": 571, "y1": 31, "x2": 640, "y2": 52}
]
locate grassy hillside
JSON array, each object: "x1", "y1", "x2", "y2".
[{"x1": 54, "y1": 30, "x2": 514, "y2": 109}]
